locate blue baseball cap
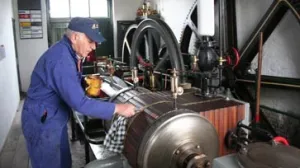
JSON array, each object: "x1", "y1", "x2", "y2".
[{"x1": 68, "y1": 17, "x2": 106, "y2": 43}]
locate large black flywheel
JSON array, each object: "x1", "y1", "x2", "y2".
[
  {"x1": 122, "y1": 24, "x2": 138, "y2": 65},
  {"x1": 129, "y1": 18, "x2": 185, "y2": 82}
]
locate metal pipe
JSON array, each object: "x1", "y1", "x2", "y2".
[
  {"x1": 107, "y1": 59, "x2": 126, "y2": 65},
  {"x1": 153, "y1": 70, "x2": 171, "y2": 77},
  {"x1": 219, "y1": 67, "x2": 223, "y2": 87},
  {"x1": 260, "y1": 105, "x2": 300, "y2": 120},
  {"x1": 235, "y1": 79, "x2": 300, "y2": 89},
  {"x1": 109, "y1": 87, "x2": 134, "y2": 102},
  {"x1": 218, "y1": 0, "x2": 226, "y2": 88},
  {"x1": 219, "y1": 0, "x2": 225, "y2": 57},
  {"x1": 255, "y1": 32, "x2": 263, "y2": 122},
  {"x1": 101, "y1": 76, "x2": 126, "y2": 90},
  {"x1": 125, "y1": 80, "x2": 134, "y2": 86},
  {"x1": 82, "y1": 65, "x2": 96, "y2": 68}
]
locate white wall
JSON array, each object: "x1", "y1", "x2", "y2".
[
  {"x1": 236, "y1": 0, "x2": 300, "y2": 114},
  {"x1": 0, "y1": 0, "x2": 20, "y2": 151},
  {"x1": 150, "y1": 0, "x2": 195, "y2": 41},
  {"x1": 112, "y1": 0, "x2": 141, "y2": 58},
  {"x1": 249, "y1": 11, "x2": 300, "y2": 78},
  {"x1": 13, "y1": 0, "x2": 49, "y2": 92},
  {"x1": 235, "y1": 0, "x2": 273, "y2": 49}
]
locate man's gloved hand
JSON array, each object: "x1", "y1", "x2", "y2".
[{"x1": 114, "y1": 104, "x2": 136, "y2": 117}]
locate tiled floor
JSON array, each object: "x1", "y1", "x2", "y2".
[{"x1": 0, "y1": 99, "x2": 86, "y2": 168}]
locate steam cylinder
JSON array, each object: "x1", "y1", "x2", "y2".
[{"x1": 101, "y1": 77, "x2": 219, "y2": 168}]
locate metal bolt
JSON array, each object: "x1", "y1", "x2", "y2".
[
  {"x1": 196, "y1": 145, "x2": 200, "y2": 149},
  {"x1": 175, "y1": 150, "x2": 180, "y2": 154},
  {"x1": 240, "y1": 147, "x2": 248, "y2": 155}
]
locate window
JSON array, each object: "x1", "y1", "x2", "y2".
[
  {"x1": 90, "y1": 0, "x2": 108, "y2": 17},
  {"x1": 49, "y1": 0, "x2": 109, "y2": 18},
  {"x1": 70, "y1": 0, "x2": 89, "y2": 17},
  {"x1": 49, "y1": 0, "x2": 69, "y2": 18}
]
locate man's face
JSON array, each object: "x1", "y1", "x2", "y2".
[{"x1": 71, "y1": 32, "x2": 97, "y2": 57}]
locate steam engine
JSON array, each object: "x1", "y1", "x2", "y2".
[{"x1": 73, "y1": 0, "x2": 300, "y2": 168}]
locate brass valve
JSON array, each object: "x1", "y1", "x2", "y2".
[
  {"x1": 149, "y1": 71, "x2": 156, "y2": 90},
  {"x1": 171, "y1": 68, "x2": 184, "y2": 98},
  {"x1": 107, "y1": 60, "x2": 115, "y2": 76},
  {"x1": 131, "y1": 67, "x2": 139, "y2": 85},
  {"x1": 192, "y1": 55, "x2": 199, "y2": 70},
  {"x1": 218, "y1": 56, "x2": 227, "y2": 66}
]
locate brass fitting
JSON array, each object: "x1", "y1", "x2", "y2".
[
  {"x1": 218, "y1": 56, "x2": 227, "y2": 66},
  {"x1": 149, "y1": 71, "x2": 155, "y2": 89},
  {"x1": 107, "y1": 60, "x2": 114, "y2": 76},
  {"x1": 171, "y1": 68, "x2": 184, "y2": 99},
  {"x1": 131, "y1": 67, "x2": 139, "y2": 85},
  {"x1": 192, "y1": 55, "x2": 199, "y2": 70}
]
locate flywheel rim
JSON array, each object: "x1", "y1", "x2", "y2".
[{"x1": 130, "y1": 18, "x2": 186, "y2": 82}]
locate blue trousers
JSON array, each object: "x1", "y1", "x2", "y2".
[{"x1": 22, "y1": 105, "x2": 72, "y2": 168}]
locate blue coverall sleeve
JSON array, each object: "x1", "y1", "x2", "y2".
[{"x1": 51, "y1": 60, "x2": 115, "y2": 120}]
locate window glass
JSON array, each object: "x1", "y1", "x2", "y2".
[
  {"x1": 70, "y1": 0, "x2": 89, "y2": 17},
  {"x1": 49, "y1": 0, "x2": 69, "y2": 18},
  {"x1": 49, "y1": 0, "x2": 109, "y2": 18},
  {"x1": 90, "y1": 0, "x2": 108, "y2": 17}
]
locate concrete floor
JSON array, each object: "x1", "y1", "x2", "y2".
[{"x1": 0, "y1": 99, "x2": 87, "y2": 168}]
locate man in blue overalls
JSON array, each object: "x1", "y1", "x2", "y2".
[{"x1": 21, "y1": 17, "x2": 135, "y2": 168}]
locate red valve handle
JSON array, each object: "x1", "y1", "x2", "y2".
[{"x1": 273, "y1": 136, "x2": 289, "y2": 145}]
